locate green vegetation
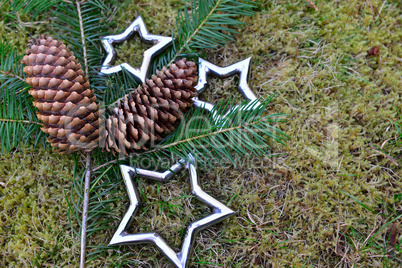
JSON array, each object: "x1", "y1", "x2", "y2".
[{"x1": 1, "y1": 0, "x2": 401, "y2": 267}]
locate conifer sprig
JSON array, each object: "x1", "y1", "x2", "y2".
[
  {"x1": 148, "y1": 97, "x2": 288, "y2": 168},
  {"x1": 175, "y1": 0, "x2": 255, "y2": 53},
  {"x1": 0, "y1": 41, "x2": 44, "y2": 153},
  {"x1": 151, "y1": 0, "x2": 256, "y2": 73}
]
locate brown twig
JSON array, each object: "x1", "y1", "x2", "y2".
[
  {"x1": 368, "y1": 144, "x2": 399, "y2": 166},
  {"x1": 80, "y1": 152, "x2": 92, "y2": 268},
  {"x1": 16, "y1": 13, "x2": 47, "y2": 27},
  {"x1": 306, "y1": 0, "x2": 318, "y2": 11},
  {"x1": 0, "y1": 70, "x2": 25, "y2": 82},
  {"x1": 76, "y1": 0, "x2": 89, "y2": 76},
  {"x1": 91, "y1": 156, "x2": 128, "y2": 172}
]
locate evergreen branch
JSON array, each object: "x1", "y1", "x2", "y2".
[
  {"x1": 49, "y1": 1, "x2": 131, "y2": 265},
  {"x1": 151, "y1": 0, "x2": 256, "y2": 74},
  {"x1": 169, "y1": 0, "x2": 222, "y2": 64},
  {"x1": 0, "y1": 40, "x2": 45, "y2": 153},
  {"x1": 152, "y1": 97, "x2": 288, "y2": 167},
  {"x1": 155, "y1": 0, "x2": 256, "y2": 69},
  {"x1": 148, "y1": 117, "x2": 280, "y2": 154},
  {"x1": 53, "y1": 1, "x2": 115, "y2": 265}
]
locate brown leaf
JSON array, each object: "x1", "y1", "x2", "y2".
[
  {"x1": 385, "y1": 223, "x2": 399, "y2": 246},
  {"x1": 367, "y1": 46, "x2": 380, "y2": 57}
]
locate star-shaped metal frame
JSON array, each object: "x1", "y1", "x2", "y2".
[
  {"x1": 100, "y1": 16, "x2": 172, "y2": 83},
  {"x1": 110, "y1": 155, "x2": 235, "y2": 268},
  {"x1": 192, "y1": 57, "x2": 261, "y2": 120}
]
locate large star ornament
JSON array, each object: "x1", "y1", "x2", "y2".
[
  {"x1": 100, "y1": 16, "x2": 172, "y2": 83},
  {"x1": 192, "y1": 57, "x2": 261, "y2": 119},
  {"x1": 110, "y1": 156, "x2": 235, "y2": 268}
]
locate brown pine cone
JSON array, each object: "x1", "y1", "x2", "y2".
[
  {"x1": 22, "y1": 35, "x2": 100, "y2": 153},
  {"x1": 100, "y1": 58, "x2": 198, "y2": 155}
]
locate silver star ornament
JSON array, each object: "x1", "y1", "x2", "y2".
[
  {"x1": 110, "y1": 155, "x2": 235, "y2": 268},
  {"x1": 100, "y1": 16, "x2": 172, "y2": 83},
  {"x1": 192, "y1": 57, "x2": 261, "y2": 120}
]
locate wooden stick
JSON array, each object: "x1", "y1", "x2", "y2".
[{"x1": 80, "y1": 152, "x2": 92, "y2": 268}]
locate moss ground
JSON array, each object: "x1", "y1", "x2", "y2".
[{"x1": 1, "y1": 0, "x2": 402, "y2": 267}]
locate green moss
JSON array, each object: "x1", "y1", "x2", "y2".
[
  {"x1": 1, "y1": 0, "x2": 402, "y2": 267},
  {"x1": 0, "y1": 147, "x2": 78, "y2": 267}
]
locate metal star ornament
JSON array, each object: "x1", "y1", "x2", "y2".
[
  {"x1": 100, "y1": 16, "x2": 172, "y2": 83},
  {"x1": 192, "y1": 57, "x2": 261, "y2": 119},
  {"x1": 110, "y1": 156, "x2": 235, "y2": 268}
]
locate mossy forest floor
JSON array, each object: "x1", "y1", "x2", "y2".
[{"x1": 1, "y1": 0, "x2": 402, "y2": 267}]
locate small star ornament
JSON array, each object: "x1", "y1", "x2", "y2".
[
  {"x1": 192, "y1": 57, "x2": 261, "y2": 120},
  {"x1": 101, "y1": 16, "x2": 172, "y2": 83},
  {"x1": 110, "y1": 155, "x2": 234, "y2": 268}
]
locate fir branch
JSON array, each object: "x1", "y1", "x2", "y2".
[
  {"x1": 50, "y1": 1, "x2": 110, "y2": 265},
  {"x1": 0, "y1": 41, "x2": 44, "y2": 153},
  {"x1": 154, "y1": 98, "x2": 289, "y2": 167},
  {"x1": 151, "y1": 0, "x2": 256, "y2": 73},
  {"x1": 150, "y1": 117, "x2": 280, "y2": 154},
  {"x1": 169, "y1": 0, "x2": 222, "y2": 64},
  {"x1": 175, "y1": 0, "x2": 256, "y2": 51},
  {"x1": 56, "y1": 1, "x2": 99, "y2": 265},
  {"x1": 49, "y1": 1, "x2": 130, "y2": 265}
]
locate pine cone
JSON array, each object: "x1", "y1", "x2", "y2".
[
  {"x1": 22, "y1": 35, "x2": 100, "y2": 153},
  {"x1": 101, "y1": 58, "x2": 198, "y2": 155}
]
